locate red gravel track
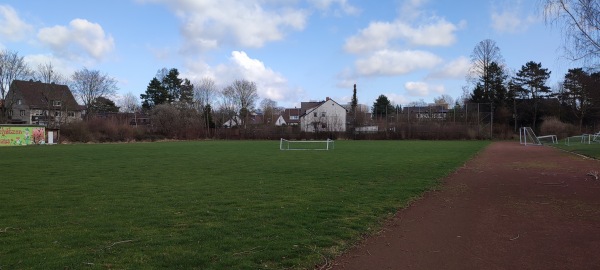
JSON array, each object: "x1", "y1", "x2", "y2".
[{"x1": 330, "y1": 141, "x2": 600, "y2": 270}]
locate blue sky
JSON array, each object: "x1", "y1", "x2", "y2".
[{"x1": 0, "y1": 0, "x2": 575, "y2": 109}]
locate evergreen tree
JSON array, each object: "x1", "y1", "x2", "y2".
[
  {"x1": 372, "y1": 94, "x2": 395, "y2": 118},
  {"x1": 470, "y1": 61, "x2": 507, "y2": 108},
  {"x1": 162, "y1": 68, "x2": 182, "y2": 102},
  {"x1": 90, "y1": 97, "x2": 120, "y2": 114},
  {"x1": 203, "y1": 104, "x2": 215, "y2": 128},
  {"x1": 180, "y1": 78, "x2": 194, "y2": 105},
  {"x1": 513, "y1": 61, "x2": 551, "y2": 128},
  {"x1": 140, "y1": 68, "x2": 190, "y2": 109},
  {"x1": 561, "y1": 68, "x2": 600, "y2": 130},
  {"x1": 351, "y1": 84, "x2": 358, "y2": 113},
  {"x1": 140, "y1": 77, "x2": 167, "y2": 109}
]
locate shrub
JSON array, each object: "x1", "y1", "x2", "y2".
[
  {"x1": 61, "y1": 121, "x2": 92, "y2": 142},
  {"x1": 540, "y1": 117, "x2": 577, "y2": 138},
  {"x1": 61, "y1": 118, "x2": 142, "y2": 143}
]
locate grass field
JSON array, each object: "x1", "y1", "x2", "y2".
[
  {"x1": 1, "y1": 140, "x2": 488, "y2": 269},
  {"x1": 552, "y1": 137, "x2": 600, "y2": 159}
]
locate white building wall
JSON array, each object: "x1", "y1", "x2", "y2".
[{"x1": 300, "y1": 99, "x2": 346, "y2": 132}]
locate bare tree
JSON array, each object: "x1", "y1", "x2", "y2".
[
  {"x1": 33, "y1": 62, "x2": 65, "y2": 85},
  {"x1": 219, "y1": 85, "x2": 239, "y2": 127},
  {"x1": 260, "y1": 98, "x2": 278, "y2": 125},
  {"x1": 0, "y1": 50, "x2": 32, "y2": 100},
  {"x1": 433, "y1": 94, "x2": 454, "y2": 108},
  {"x1": 120, "y1": 92, "x2": 140, "y2": 113},
  {"x1": 227, "y1": 79, "x2": 259, "y2": 128},
  {"x1": 71, "y1": 68, "x2": 118, "y2": 118},
  {"x1": 192, "y1": 78, "x2": 217, "y2": 137},
  {"x1": 543, "y1": 0, "x2": 600, "y2": 65},
  {"x1": 407, "y1": 99, "x2": 427, "y2": 107},
  {"x1": 0, "y1": 50, "x2": 32, "y2": 123},
  {"x1": 468, "y1": 39, "x2": 504, "y2": 91},
  {"x1": 193, "y1": 78, "x2": 217, "y2": 110}
]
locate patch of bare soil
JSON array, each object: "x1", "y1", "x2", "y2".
[{"x1": 329, "y1": 141, "x2": 600, "y2": 270}]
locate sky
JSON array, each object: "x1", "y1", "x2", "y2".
[{"x1": 0, "y1": 0, "x2": 578, "y2": 109}]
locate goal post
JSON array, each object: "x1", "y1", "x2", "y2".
[
  {"x1": 519, "y1": 127, "x2": 542, "y2": 145},
  {"x1": 280, "y1": 138, "x2": 335, "y2": 150}
]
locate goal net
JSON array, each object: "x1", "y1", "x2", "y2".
[
  {"x1": 280, "y1": 138, "x2": 335, "y2": 150},
  {"x1": 519, "y1": 127, "x2": 542, "y2": 146}
]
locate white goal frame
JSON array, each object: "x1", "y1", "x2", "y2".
[
  {"x1": 519, "y1": 127, "x2": 542, "y2": 146},
  {"x1": 279, "y1": 138, "x2": 335, "y2": 150},
  {"x1": 519, "y1": 127, "x2": 558, "y2": 146}
]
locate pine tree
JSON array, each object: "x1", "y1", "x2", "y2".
[
  {"x1": 513, "y1": 61, "x2": 551, "y2": 128},
  {"x1": 140, "y1": 77, "x2": 168, "y2": 109},
  {"x1": 351, "y1": 84, "x2": 358, "y2": 113}
]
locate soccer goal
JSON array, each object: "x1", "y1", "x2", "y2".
[
  {"x1": 519, "y1": 127, "x2": 542, "y2": 146},
  {"x1": 279, "y1": 138, "x2": 335, "y2": 150}
]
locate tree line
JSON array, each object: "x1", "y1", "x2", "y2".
[{"x1": 2, "y1": 0, "x2": 599, "y2": 140}]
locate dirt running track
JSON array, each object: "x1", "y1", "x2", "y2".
[{"x1": 330, "y1": 141, "x2": 600, "y2": 270}]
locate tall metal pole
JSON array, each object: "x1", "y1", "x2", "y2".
[{"x1": 490, "y1": 103, "x2": 493, "y2": 139}]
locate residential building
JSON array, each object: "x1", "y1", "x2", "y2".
[
  {"x1": 275, "y1": 108, "x2": 301, "y2": 126},
  {"x1": 300, "y1": 97, "x2": 347, "y2": 132},
  {"x1": 403, "y1": 104, "x2": 449, "y2": 120},
  {"x1": 5, "y1": 80, "x2": 83, "y2": 126}
]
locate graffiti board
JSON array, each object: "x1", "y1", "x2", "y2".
[{"x1": 0, "y1": 126, "x2": 46, "y2": 146}]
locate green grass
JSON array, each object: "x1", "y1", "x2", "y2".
[
  {"x1": 1, "y1": 140, "x2": 488, "y2": 269},
  {"x1": 552, "y1": 137, "x2": 600, "y2": 159}
]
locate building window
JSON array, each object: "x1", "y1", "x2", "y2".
[
  {"x1": 19, "y1": 110, "x2": 25, "y2": 116},
  {"x1": 290, "y1": 115, "x2": 298, "y2": 120},
  {"x1": 322, "y1": 123, "x2": 327, "y2": 129},
  {"x1": 313, "y1": 112, "x2": 317, "y2": 117},
  {"x1": 53, "y1": 100, "x2": 61, "y2": 106},
  {"x1": 16, "y1": 99, "x2": 22, "y2": 105},
  {"x1": 321, "y1": 112, "x2": 326, "y2": 117},
  {"x1": 54, "y1": 111, "x2": 61, "y2": 117},
  {"x1": 68, "y1": 112, "x2": 75, "y2": 117}
]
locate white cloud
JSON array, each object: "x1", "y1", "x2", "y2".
[
  {"x1": 308, "y1": 0, "x2": 360, "y2": 16},
  {"x1": 185, "y1": 51, "x2": 304, "y2": 104},
  {"x1": 37, "y1": 19, "x2": 115, "y2": 61},
  {"x1": 355, "y1": 49, "x2": 442, "y2": 76},
  {"x1": 491, "y1": 2, "x2": 539, "y2": 33},
  {"x1": 427, "y1": 56, "x2": 470, "y2": 79},
  {"x1": 139, "y1": 0, "x2": 308, "y2": 52},
  {"x1": 385, "y1": 93, "x2": 411, "y2": 105},
  {"x1": 24, "y1": 54, "x2": 75, "y2": 77},
  {"x1": 0, "y1": 5, "x2": 33, "y2": 42},
  {"x1": 405, "y1": 81, "x2": 445, "y2": 97},
  {"x1": 344, "y1": 19, "x2": 459, "y2": 54}
]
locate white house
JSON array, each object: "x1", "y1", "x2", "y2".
[
  {"x1": 300, "y1": 98, "x2": 347, "y2": 132},
  {"x1": 222, "y1": 116, "x2": 242, "y2": 128}
]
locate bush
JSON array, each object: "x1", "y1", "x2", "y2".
[
  {"x1": 540, "y1": 117, "x2": 577, "y2": 138},
  {"x1": 61, "y1": 118, "x2": 145, "y2": 143},
  {"x1": 61, "y1": 121, "x2": 92, "y2": 142}
]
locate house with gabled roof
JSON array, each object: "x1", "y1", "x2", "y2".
[
  {"x1": 299, "y1": 97, "x2": 347, "y2": 132},
  {"x1": 275, "y1": 108, "x2": 301, "y2": 126},
  {"x1": 403, "y1": 104, "x2": 449, "y2": 120},
  {"x1": 5, "y1": 80, "x2": 83, "y2": 126}
]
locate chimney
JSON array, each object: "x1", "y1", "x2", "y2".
[{"x1": 326, "y1": 97, "x2": 330, "y2": 101}]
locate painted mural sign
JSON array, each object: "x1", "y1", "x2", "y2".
[{"x1": 0, "y1": 126, "x2": 46, "y2": 146}]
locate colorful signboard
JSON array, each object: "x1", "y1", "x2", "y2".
[{"x1": 0, "y1": 126, "x2": 46, "y2": 146}]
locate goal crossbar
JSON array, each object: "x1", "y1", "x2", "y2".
[
  {"x1": 280, "y1": 138, "x2": 334, "y2": 150},
  {"x1": 519, "y1": 127, "x2": 542, "y2": 146}
]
